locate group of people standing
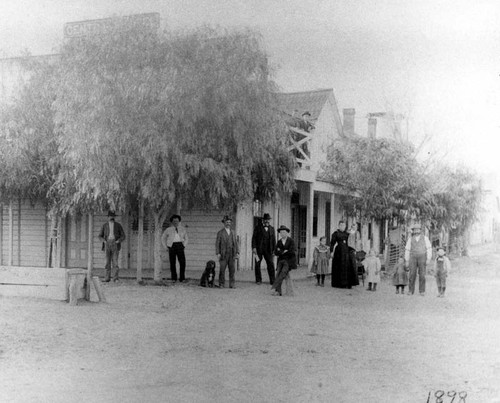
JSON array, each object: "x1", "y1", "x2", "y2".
[
  {"x1": 311, "y1": 220, "x2": 450, "y2": 297},
  {"x1": 98, "y1": 211, "x2": 449, "y2": 298}
]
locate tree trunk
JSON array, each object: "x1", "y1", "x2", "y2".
[
  {"x1": 152, "y1": 207, "x2": 169, "y2": 283},
  {"x1": 136, "y1": 199, "x2": 144, "y2": 282},
  {"x1": 153, "y1": 212, "x2": 163, "y2": 283}
]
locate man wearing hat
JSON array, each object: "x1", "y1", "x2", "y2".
[
  {"x1": 251, "y1": 213, "x2": 276, "y2": 285},
  {"x1": 161, "y1": 214, "x2": 189, "y2": 283},
  {"x1": 98, "y1": 211, "x2": 126, "y2": 282},
  {"x1": 404, "y1": 223, "x2": 432, "y2": 296},
  {"x1": 271, "y1": 225, "x2": 297, "y2": 296},
  {"x1": 299, "y1": 111, "x2": 314, "y2": 133},
  {"x1": 215, "y1": 215, "x2": 239, "y2": 288}
]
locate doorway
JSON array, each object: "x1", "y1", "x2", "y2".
[{"x1": 66, "y1": 215, "x2": 89, "y2": 268}]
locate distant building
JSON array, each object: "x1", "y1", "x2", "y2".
[{"x1": 470, "y1": 172, "x2": 500, "y2": 245}]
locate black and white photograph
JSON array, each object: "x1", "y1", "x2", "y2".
[{"x1": 0, "y1": 1, "x2": 499, "y2": 402}]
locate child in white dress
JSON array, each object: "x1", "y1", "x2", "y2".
[{"x1": 362, "y1": 249, "x2": 381, "y2": 291}]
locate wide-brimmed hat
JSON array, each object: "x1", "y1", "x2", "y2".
[
  {"x1": 221, "y1": 215, "x2": 233, "y2": 223},
  {"x1": 412, "y1": 224, "x2": 421, "y2": 230},
  {"x1": 277, "y1": 225, "x2": 290, "y2": 233},
  {"x1": 107, "y1": 210, "x2": 116, "y2": 217},
  {"x1": 262, "y1": 213, "x2": 272, "y2": 220},
  {"x1": 170, "y1": 214, "x2": 181, "y2": 222}
]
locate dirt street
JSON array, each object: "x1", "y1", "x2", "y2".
[{"x1": 1, "y1": 243, "x2": 500, "y2": 403}]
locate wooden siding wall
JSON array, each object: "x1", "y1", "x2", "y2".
[
  {"x1": 181, "y1": 209, "x2": 224, "y2": 271},
  {"x1": 310, "y1": 99, "x2": 337, "y2": 172},
  {"x1": 1, "y1": 201, "x2": 48, "y2": 267},
  {"x1": 276, "y1": 194, "x2": 292, "y2": 229}
]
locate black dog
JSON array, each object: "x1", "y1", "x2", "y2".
[{"x1": 199, "y1": 260, "x2": 216, "y2": 287}]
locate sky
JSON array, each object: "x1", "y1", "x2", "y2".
[{"x1": 0, "y1": 0, "x2": 499, "y2": 176}]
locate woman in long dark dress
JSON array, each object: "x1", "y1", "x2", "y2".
[{"x1": 330, "y1": 220, "x2": 359, "y2": 288}]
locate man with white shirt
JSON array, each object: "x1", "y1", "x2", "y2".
[
  {"x1": 99, "y1": 211, "x2": 126, "y2": 282},
  {"x1": 161, "y1": 214, "x2": 189, "y2": 283},
  {"x1": 404, "y1": 223, "x2": 432, "y2": 296},
  {"x1": 215, "y1": 215, "x2": 239, "y2": 288}
]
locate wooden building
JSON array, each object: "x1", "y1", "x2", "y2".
[{"x1": 2, "y1": 50, "x2": 382, "y2": 277}]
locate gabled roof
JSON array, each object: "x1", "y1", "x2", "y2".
[
  {"x1": 275, "y1": 88, "x2": 334, "y2": 121},
  {"x1": 276, "y1": 88, "x2": 344, "y2": 137}
]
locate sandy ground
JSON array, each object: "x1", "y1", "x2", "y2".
[{"x1": 1, "y1": 244, "x2": 500, "y2": 403}]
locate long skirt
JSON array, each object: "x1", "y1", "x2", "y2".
[{"x1": 331, "y1": 245, "x2": 359, "y2": 288}]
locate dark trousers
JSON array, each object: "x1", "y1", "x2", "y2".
[
  {"x1": 255, "y1": 251, "x2": 275, "y2": 284},
  {"x1": 219, "y1": 257, "x2": 236, "y2": 287},
  {"x1": 272, "y1": 260, "x2": 290, "y2": 294},
  {"x1": 168, "y1": 242, "x2": 186, "y2": 281},
  {"x1": 408, "y1": 253, "x2": 427, "y2": 294},
  {"x1": 104, "y1": 240, "x2": 120, "y2": 281}
]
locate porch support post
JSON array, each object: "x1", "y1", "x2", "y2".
[
  {"x1": 0, "y1": 203, "x2": 3, "y2": 265},
  {"x1": 86, "y1": 212, "x2": 94, "y2": 300},
  {"x1": 306, "y1": 183, "x2": 314, "y2": 266},
  {"x1": 8, "y1": 199, "x2": 13, "y2": 267},
  {"x1": 384, "y1": 219, "x2": 389, "y2": 266},
  {"x1": 330, "y1": 192, "x2": 335, "y2": 239}
]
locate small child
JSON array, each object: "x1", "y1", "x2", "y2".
[
  {"x1": 392, "y1": 256, "x2": 409, "y2": 294},
  {"x1": 310, "y1": 236, "x2": 330, "y2": 287},
  {"x1": 434, "y1": 247, "x2": 451, "y2": 297},
  {"x1": 362, "y1": 249, "x2": 381, "y2": 291}
]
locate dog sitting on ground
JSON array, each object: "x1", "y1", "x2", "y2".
[{"x1": 199, "y1": 260, "x2": 216, "y2": 288}]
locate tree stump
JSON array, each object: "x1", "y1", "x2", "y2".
[{"x1": 67, "y1": 270, "x2": 87, "y2": 306}]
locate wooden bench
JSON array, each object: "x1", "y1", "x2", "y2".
[{"x1": 0, "y1": 266, "x2": 105, "y2": 305}]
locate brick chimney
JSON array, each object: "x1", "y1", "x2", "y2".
[
  {"x1": 343, "y1": 108, "x2": 355, "y2": 136},
  {"x1": 368, "y1": 117, "x2": 377, "y2": 139}
]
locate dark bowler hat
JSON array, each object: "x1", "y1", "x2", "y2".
[
  {"x1": 170, "y1": 214, "x2": 181, "y2": 222},
  {"x1": 108, "y1": 210, "x2": 116, "y2": 217},
  {"x1": 302, "y1": 111, "x2": 311, "y2": 117},
  {"x1": 277, "y1": 225, "x2": 290, "y2": 233},
  {"x1": 262, "y1": 213, "x2": 272, "y2": 220},
  {"x1": 221, "y1": 215, "x2": 233, "y2": 223}
]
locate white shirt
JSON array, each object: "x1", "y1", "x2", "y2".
[
  {"x1": 173, "y1": 227, "x2": 181, "y2": 243},
  {"x1": 108, "y1": 221, "x2": 115, "y2": 240},
  {"x1": 404, "y1": 234, "x2": 432, "y2": 262},
  {"x1": 225, "y1": 228, "x2": 231, "y2": 236}
]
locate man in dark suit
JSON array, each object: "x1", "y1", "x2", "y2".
[
  {"x1": 271, "y1": 225, "x2": 297, "y2": 296},
  {"x1": 98, "y1": 211, "x2": 126, "y2": 282},
  {"x1": 215, "y1": 215, "x2": 239, "y2": 288},
  {"x1": 252, "y1": 213, "x2": 276, "y2": 285}
]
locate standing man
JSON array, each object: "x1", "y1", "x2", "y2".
[
  {"x1": 99, "y1": 211, "x2": 126, "y2": 282},
  {"x1": 404, "y1": 223, "x2": 432, "y2": 296},
  {"x1": 271, "y1": 225, "x2": 297, "y2": 296},
  {"x1": 161, "y1": 214, "x2": 189, "y2": 283},
  {"x1": 251, "y1": 213, "x2": 276, "y2": 285},
  {"x1": 215, "y1": 215, "x2": 239, "y2": 288}
]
